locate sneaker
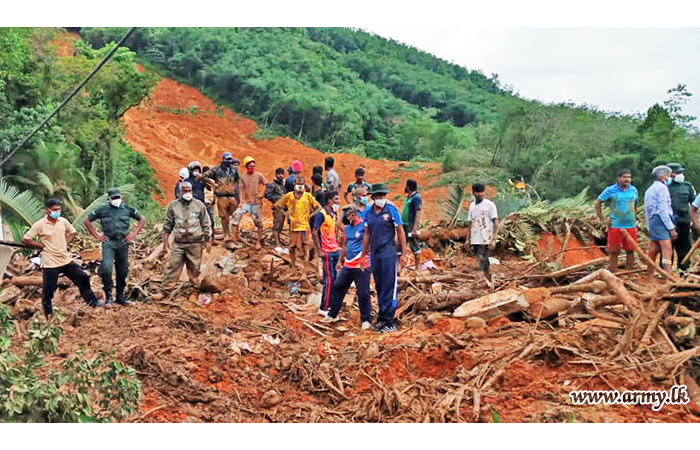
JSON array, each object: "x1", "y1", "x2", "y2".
[
  {"x1": 320, "y1": 315, "x2": 340, "y2": 323},
  {"x1": 317, "y1": 309, "x2": 329, "y2": 317},
  {"x1": 103, "y1": 295, "x2": 113, "y2": 306},
  {"x1": 373, "y1": 320, "x2": 386, "y2": 332},
  {"x1": 116, "y1": 298, "x2": 133, "y2": 306},
  {"x1": 377, "y1": 324, "x2": 397, "y2": 334},
  {"x1": 87, "y1": 299, "x2": 104, "y2": 308},
  {"x1": 361, "y1": 321, "x2": 372, "y2": 330},
  {"x1": 275, "y1": 246, "x2": 285, "y2": 255}
]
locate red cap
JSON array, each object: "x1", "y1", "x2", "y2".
[{"x1": 292, "y1": 160, "x2": 302, "y2": 172}]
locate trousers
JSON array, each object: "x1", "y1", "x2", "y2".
[
  {"x1": 674, "y1": 222, "x2": 692, "y2": 271},
  {"x1": 42, "y1": 262, "x2": 98, "y2": 316},
  {"x1": 328, "y1": 267, "x2": 372, "y2": 323},
  {"x1": 320, "y1": 250, "x2": 340, "y2": 311},
  {"x1": 99, "y1": 240, "x2": 129, "y2": 297},
  {"x1": 162, "y1": 241, "x2": 204, "y2": 291},
  {"x1": 372, "y1": 256, "x2": 397, "y2": 327}
]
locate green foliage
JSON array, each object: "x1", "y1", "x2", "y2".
[
  {"x1": 0, "y1": 303, "x2": 141, "y2": 422},
  {"x1": 491, "y1": 408, "x2": 502, "y2": 423},
  {"x1": 0, "y1": 177, "x2": 45, "y2": 226}
]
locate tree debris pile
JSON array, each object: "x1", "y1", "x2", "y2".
[{"x1": 3, "y1": 227, "x2": 700, "y2": 422}]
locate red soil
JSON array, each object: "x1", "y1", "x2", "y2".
[
  {"x1": 122, "y1": 77, "x2": 446, "y2": 222},
  {"x1": 536, "y1": 232, "x2": 604, "y2": 267}
]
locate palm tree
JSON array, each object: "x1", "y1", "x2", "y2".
[{"x1": 5, "y1": 140, "x2": 98, "y2": 216}]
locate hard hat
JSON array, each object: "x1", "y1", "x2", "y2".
[
  {"x1": 188, "y1": 161, "x2": 201, "y2": 170},
  {"x1": 243, "y1": 156, "x2": 255, "y2": 167},
  {"x1": 222, "y1": 152, "x2": 233, "y2": 160},
  {"x1": 179, "y1": 168, "x2": 189, "y2": 179}
]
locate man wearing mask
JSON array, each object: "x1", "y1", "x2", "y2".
[
  {"x1": 285, "y1": 160, "x2": 303, "y2": 193},
  {"x1": 202, "y1": 165, "x2": 215, "y2": 231},
  {"x1": 275, "y1": 176, "x2": 322, "y2": 274},
  {"x1": 667, "y1": 163, "x2": 696, "y2": 271},
  {"x1": 23, "y1": 198, "x2": 102, "y2": 317},
  {"x1": 312, "y1": 191, "x2": 341, "y2": 316},
  {"x1": 175, "y1": 168, "x2": 189, "y2": 198},
  {"x1": 344, "y1": 168, "x2": 371, "y2": 204},
  {"x1": 354, "y1": 185, "x2": 370, "y2": 220},
  {"x1": 467, "y1": 183, "x2": 499, "y2": 286},
  {"x1": 265, "y1": 167, "x2": 288, "y2": 252},
  {"x1": 594, "y1": 169, "x2": 638, "y2": 273},
  {"x1": 186, "y1": 161, "x2": 206, "y2": 204},
  {"x1": 325, "y1": 156, "x2": 341, "y2": 194},
  {"x1": 321, "y1": 204, "x2": 372, "y2": 330},
  {"x1": 203, "y1": 152, "x2": 239, "y2": 240},
  {"x1": 84, "y1": 188, "x2": 146, "y2": 306},
  {"x1": 231, "y1": 156, "x2": 268, "y2": 249},
  {"x1": 361, "y1": 183, "x2": 408, "y2": 333},
  {"x1": 153, "y1": 182, "x2": 212, "y2": 300},
  {"x1": 402, "y1": 179, "x2": 423, "y2": 270},
  {"x1": 644, "y1": 165, "x2": 677, "y2": 280}
]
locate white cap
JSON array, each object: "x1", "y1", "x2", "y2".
[{"x1": 179, "y1": 168, "x2": 189, "y2": 179}]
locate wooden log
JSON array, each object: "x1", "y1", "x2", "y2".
[
  {"x1": 548, "y1": 280, "x2": 607, "y2": 295},
  {"x1": 681, "y1": 235, "x2": 700, "y2": 266},
  {"x1": 597, "y1": 269, "x2": 639, "y2": 311},
  {"x1": 453, "y1": 288, "x2": 529, "y2": 320},
  {"x1": 544, "y1": 257, "x2": 607, "y2": 279},
  {"x1": 9, "y1": 276, "x2": 69, "y2": 288},
  {"x1": 397, "y1": 274, "x2": 471, "y2": 284},
  {"x1": 620, "y1": 228, "x2": 675, "y2": 282},
  {"x1": 572, "y1": 269, "x2": 604, "y2": 285},
  {"x1": 589, "y1": 295, "x2": 620, "y2": 308},
  {"x1": 637, "y1": 301, "x2": 671, "y2": 352},
  {"x1": 555, "y1": 223, "x2": 572, "y2": 267},
  {"x1": 529, "y1": 297, "x2": 574, "y2": 319}
]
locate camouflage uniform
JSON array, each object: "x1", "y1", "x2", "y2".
[{"x1": 162, "y1": 197, "x2": 212, "y2": 291}]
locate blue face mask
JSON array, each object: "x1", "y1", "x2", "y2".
[
  {"x1": 49, "y1": 211, "x2": 61, "y2": 219},
  {"x1": 360, "y1": 196, "x2": 369, "y2": 205},
  {"x1": 665, "y1": 178, "x2": 673, "y2": 186}
]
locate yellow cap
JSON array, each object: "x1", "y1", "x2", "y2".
[{"x1": 243, "y1": 156, "x2": 255, "y2": 167}]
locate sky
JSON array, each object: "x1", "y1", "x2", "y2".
[{"x1": 364, "y1": 27, "x2": 700, "y2": 125}]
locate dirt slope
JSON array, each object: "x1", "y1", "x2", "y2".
[{"x1": 123, "y1": 77, "x2": 446, "y2": 221}]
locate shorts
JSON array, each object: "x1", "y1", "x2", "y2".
[
  {"x1": 472, "y1": 245, "x2": 490, "y2": 271},
  {"x1": 216, "y1": 194, "x2": 238, "y2": 217},
  {"x1": 272, "y1": 207, "x2": 286, "y2": 232},
  {"x1": 648, "y1": 216, "x2": 671, "y2": 241},
  {"x1": 232, "y1": 203, "x2": 263, "y2": 227},
  {"x1": 607, "y1": 227, "x2": 637, "y2": 252},
  {"x1": 403, "y1": 225, "x2": 421, "y2": 255},
  {"x1": 289, "y1": 231, "x2": 309, "y2": 251}
]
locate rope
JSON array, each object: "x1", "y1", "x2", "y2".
[{"x1": 0, "y1": 27, "x2": 137, "y2": 168}]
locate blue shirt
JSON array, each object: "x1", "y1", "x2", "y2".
[
  {"x1": 644, "y1": 181, "x2": 675, "y2": 231},
  {"x1": 284, "y1": 173, "x2": 298, "y2": 193},
  {"x1": 365, "y1": 203, "x2": 403, "y2": 259},
  {"x1": 597, "y1": 183, "x2": 638, "y2": 229},
  {"x1": 343, "y1": 218, "x2": 369, "y2": 269},
  {"x1": 355, "y1": 204, "x2": 369, "y2": 220}
]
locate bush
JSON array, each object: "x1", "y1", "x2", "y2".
[{"x1": 0, "y1": 304, "x2": 141, "y2": 422}]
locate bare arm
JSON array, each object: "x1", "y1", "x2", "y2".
[
  {"x1": 413, "y1": 209, "x2": 421, "y2": 234},
  {"x1": 396, "y1": 224, "x2": 408, "y2": 266},
  {"x1": 66, "y1": 231, "x2": 77, "y2": 246},
  {"x1": 22, "y1": 237, "x2": 44, "y2": 250},
  {"x1": 594, "y1": 199, "x2": 605, "y2": 223},
  {"x1": 692, "y1": 205, "x2": 700, "y2": 232},
  {"x1": 362, "y1": 226, "x2": 371, "y2": 256},
  {"x1": 491, "y1": 218, "x2": 499, "y2": 247}
]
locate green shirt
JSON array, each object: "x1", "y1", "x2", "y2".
[{"x1": 87, "y1": 204, "x2": 143, "y2": 240}]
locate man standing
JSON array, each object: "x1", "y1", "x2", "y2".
[
  {"x1": 285, "y1": 160, "x2": 303, "y2": 193},
  {"x1": 275, "y1": 176, "x2": 321, "y2": 274},
  {"x1": 644, "y1": 165, "x2": 677, "y2": 280},
  {"x1": 325, "y1": 156, "x2": 341, "y2": 194},
  {"x1": 175, "y1": 168, "x2": 189, "y2": 198},
  {"x1": 401, "y1": 179, "x2": 423, "y2": 270},
  {"x1": 153, "y1": 182, "x2": 212, "y2": 299},
  {"x1": 311, "y1": 174, "x2": 325, "y2": 201},
  {"x1": 667, "y1": 163, "x2": 696, "y2": 271},
  {"x1": 467, "y1": 183, "x2": 499, "y2": 286},
  {"x1": 354, "y1": 185, "x2": 370, "y2": 220},
  {"x1": 203, "y1": 152, "x2": 239, "y2": 240},
  {"x1": 344, "y1": 168, "x2": 371, "y2": 204},
  {"x1": 186, "y1": 161, "x2": 206, "y2": 204},
  {"x1": 84, "y1": 188, "x2": 146, "y2": 306},
  {"x1": 202, "y1": 165, "x2": 215, "y2": 231},
  {"x1": 265, "y1": 167, "x2": 288, "y2": 252},
  {"x1": 362, "y1": 183, "x2": 408, "y2": 333},
  {"x1": 312, "y1": 191, "x2": 341, "y2": 316},
  {"x1": 231, "y1": 156, "x2": 268, "y2": 249},
  {"x1": 594, "y1": 169, "x2": 638, "y2": 273},
  {"x1": 321, "y1": 205, "x2": 372, "y2": 330},
  {"x1": 23, "y1": 198, "x2": 102, "y2": 317}
]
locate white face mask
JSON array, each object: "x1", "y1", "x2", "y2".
[
  {"x1": 182, "y1": 193, "x2": 193, "y2": 201},
  {"x1": 374, "y1": 198, "x2": 387, "y2": 208},
  {"x1": 674, "y1": 173, "x2": 685, "y2": 183},
  {"x1": 332, "y1": 204, "x2": 339, "y2": 212},
  {"x1": 110, "y1": 199, "x2": 122, "y2": 208},
  {"x1": 193, "y1": 170, "x2": 200, "y2": 177},
  {"x1": 294, "y1": 185, "x2": 304, "y2": 192}
]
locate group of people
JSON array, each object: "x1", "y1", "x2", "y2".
[{"x1": 595, "y1": 163, "x2": 700, "y2": 279}]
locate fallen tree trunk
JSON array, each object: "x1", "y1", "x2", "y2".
[
  {"x1": 620, "y1": 228, "x2": 675, "y2": 282},
  {"x1": 598, "y1": 269, "x2": 639, "y2": 311},
  {"x1": 9, "y1": 276, "x2": 69, "y2": 288},
  {"x1": 548, "y1": 280, "x2": 607, "y2": 295},
  {"x1": 453, "y1": 288, "x2": 530, "y2": 320},
  {"x1": 542, "y1": 257, "x2": 607, "y2": 279},
  {"x1": 397, "y1": 274, "x2": 472, "y2": 284}
]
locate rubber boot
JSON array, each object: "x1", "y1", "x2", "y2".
[{"x1": 104, "y1": 291, "x2": 113, "y2": 305}]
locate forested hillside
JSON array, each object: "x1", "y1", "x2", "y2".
[{"x1": 0, "y1": 28, "x2": 161, "y2": 238}]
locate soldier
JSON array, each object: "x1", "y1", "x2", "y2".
[
  {"x1": 84, "y1": 188, "x2": 146, "y2": 306},
  {"x1": 203, "y1": 152, "x2": 239, "y2": 240},
  {"x1": 152, "y1": 182, "x2": 212, "y2": 300},
  {"x1": 668, "y1": 163, "x2": 696, "y2": 271}
]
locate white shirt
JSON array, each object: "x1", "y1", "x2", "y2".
[{"x1": 468, "y1": 199, "x2": 498, "y2": 245}]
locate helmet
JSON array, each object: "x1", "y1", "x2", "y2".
[
  {"x1": 222, "y1": 152, "x2": 232, "y2": 160},
  {"x1": 188, "y1": 161, "x2": 201, "y2": 171},
  {"x1": 243, "y1": 156, "x2": 255, "y2": 167},
  {"x1": 179, "y1": 168, "x2": 189, "y2": 179}
]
